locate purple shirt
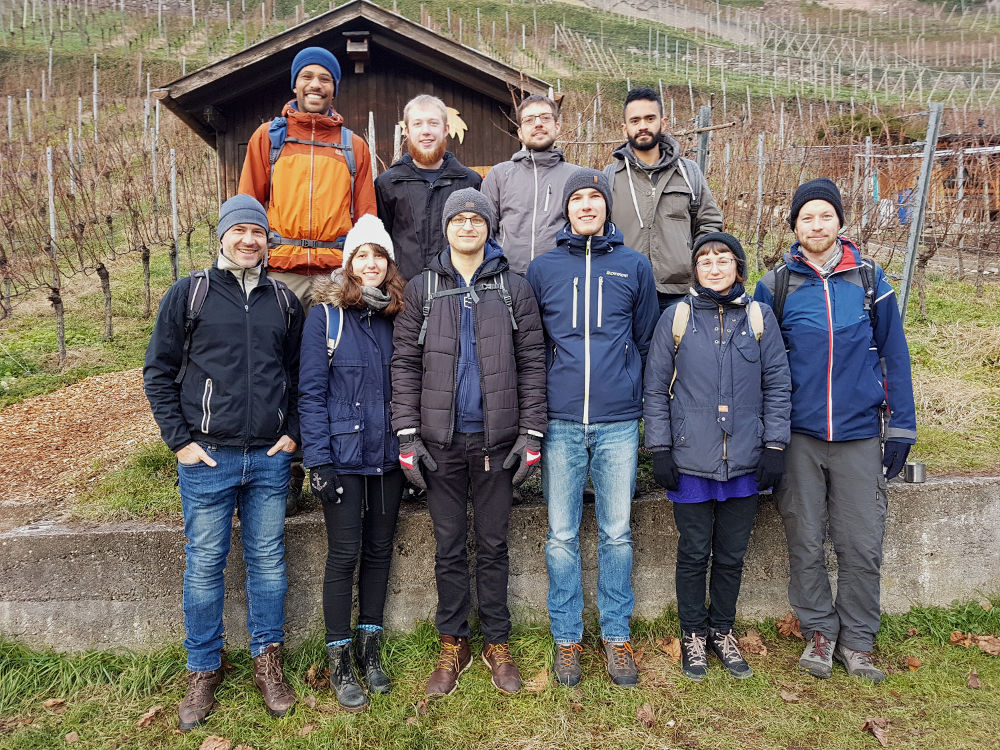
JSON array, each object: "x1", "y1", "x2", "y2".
[{"x1": 667, "y1": 472, "x2": 759, "y2": 504}]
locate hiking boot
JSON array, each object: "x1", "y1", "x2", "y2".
[
  {"x1": 425, "y1": 635, "x2": 472, "y2": 696},
  {"x1": 834, "y1": 643, "x2": 886, "y2": 684},
  {"x1": 799, "y1": 631, "x2": 834, "y2": 679},
  {"x1": 252, "y1": 643, "x2": 297, "y2": 717},
  {"x1": 709, "y1": 628, "x2": 753, "y2": 679},
  {"x1": 681, "y1": 631, "x2": 709, "y2": 682},
  {"x1": 354, "y1": 629, "x2": 391, "y2": 694},
  {"x1": 482, "y1": 643, "x2": 522, "y2": 694},
  {"x1": 177, "y1": 668, "x2": 223, "y2": 732},
  {"x1": 286, "y1": 464, "x2": 304, "y2": 517},
  {"x1": 328, "y1": 642, "x2": 369, "y2": 711},
  {"x1": 554, "y1": 642, "x2": 583, "y2": 687},
  {"x1": 601, "y1": 640, "x2": 638, "y2": 687}
]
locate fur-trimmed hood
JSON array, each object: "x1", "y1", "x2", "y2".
[{"x1": 310, "y1": 271, "x2": 346, "y2": 307}]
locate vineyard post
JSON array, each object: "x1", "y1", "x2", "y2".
[
  {"x1": 46, "y1": 147, "x2": 66, "y2": 365},
  {"x1": 976, "y1": 154, "x2": 989, "y2": 298},
  {"x1": 754, "y1": 132, "x2": 765, "y2": 272},
  {"x1": 368, "y1": 110, "x2": 377, "y2": 178},
  {"x1": 696, "y1": 104, "x2": 710, "y2": 173},
  {"x1": 25, "y1": 88, "x2": 31, "y2": 142},
  {"x1": 68, "y1": 128, "x2": 74, "y2": 195},
  {"x1": 6, "y1": 95, "x2": 11, "y2": 139},
  {"x1": 170, "y1": 148, "x2": 179, "y2": 281},
  {"x1": 861, "y1": 135, "x2": 872, "y2": 230},
  {"x1": 956, "y1": 149, "x2": 964, "y2": 280},
  {"x1": 91, "y1": 53, "x2": 97, "y2": 143}
]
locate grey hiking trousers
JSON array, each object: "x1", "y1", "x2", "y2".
[{"x1": 774, "y1": 433, "x2": 888, "y2": 652}]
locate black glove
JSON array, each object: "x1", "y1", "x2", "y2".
[
  {"x1": 398, "y1": 433, "x2": 438, "y2": 491},
  {"x1": 502, "y1": 432, "x2": 542, "y2": 488},
  {"x1": 755, "y1": 447, "x2": 785, "y2": 490},
  {"x1": 652, "y1": 450, "x2": 680, "y2": 491},
  {"x1": 882, "y1": 440, "x2": 911, "y2": 479},
  {"x1": 310, "y1": 463, "x2": 344, "y2": 504}
]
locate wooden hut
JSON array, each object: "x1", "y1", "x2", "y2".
[{"x1": 155, "y1": 0, "x2": 551, "y2": 195}]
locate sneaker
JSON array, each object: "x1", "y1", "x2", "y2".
[
  {"x1": 601, "y1": 640, "x2": 638, "y2": 687},
  {"x1": 799, "y1": 632, "x2": 834, "y2": 679},
  {"x1": 425, "y1": 635, "x2": 472, "y2": 696},
  {"x1": 482, "y1": 643, "x2": 522, "y2": 694},
  {"x1": 708, "y1": 628, "x2": 753, "y2": 679},
  {"x1": 554, "y1": 642, "x2": 583, "y2": 687},
  {"x1": 177, "y1": 668, "x2": 223, "y2": 732},
  {"x1": 834, "y1": 643, "x2": 886, "y2": 684},
  {"x1": 680, "y1": 632, "x2": 709, "y2": 682}
]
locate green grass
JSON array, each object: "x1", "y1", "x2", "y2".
[
  {"x1": 1, "y1": 602, "x2": 998, "y2": 749},
  {"x1": 74, "y1": 442, "x2": 182, "y2": 521}
]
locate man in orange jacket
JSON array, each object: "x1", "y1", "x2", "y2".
[
  {"x1": 240, "y1": 46, "x2": 376, "y2": 515},
  {"x1": 239, "y1": 46, "x2": 376, "y2": 311}
]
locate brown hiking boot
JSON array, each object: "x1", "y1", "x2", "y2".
[
  {"x1": 482, "y1": 643, "x2": 522, "y2": 694},
  {"x1": 178, "y1": 668, "x2": 223, "y2": 732},
  {"x1": 425, "y1": 635, "x2": 472, "y2": 696},
  {"x1": 602, "y1": 640, "x2": 639, "y2": 687},
  {"x1": 252, "y1": 643, "x2": 297, "y2": 717}
]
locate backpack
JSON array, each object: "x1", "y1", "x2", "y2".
[
  {"x1": 668, "y1": 297, "x2": 764, "y2": 398},
  {"x1": 771, "y1": 256, "x2": 878, "y2": 330},
  {"x1": 173, "y1": 269, "x2": 294, "y2": 385},
  {"x1": 604, "y1": 155, "x2": 703, "y2": 235},
  {"x1": 266, "y1": 116, "x2": 357, "y2": 248},
  {"x1": 320, "y1": 302, "x2": 344, "y2": 366},
  {"x1": 416, "y1": 268, "x2": 518, "y2": 346}
]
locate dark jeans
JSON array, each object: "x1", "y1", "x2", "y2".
[
  {"x1": 673, "y1": 494, "x2": 758, "y2": 634},
  {"x1": 425, "y1": 432, "x2": 515, "y2": 644},
  {"x1": 321, "y1": 469, "x2": 404, "y2": 642}
]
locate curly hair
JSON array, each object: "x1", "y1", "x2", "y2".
[{"x1": 338, "y1": 245, "x2": 406, "y2": 316}]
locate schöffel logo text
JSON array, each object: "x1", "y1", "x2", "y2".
[{"x1": 605, "y1": 270, "x2": 629, "y2": 278}]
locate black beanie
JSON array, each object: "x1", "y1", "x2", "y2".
[
  {"x1": 692, "y1": 232, "x2": 747, "y2": 279},
  {"x1": 788, "y1": 178, "x2": 844, "y2": 229},
  {"x1": 563, "y1": 168, "x2": 612, "y2": 219}
]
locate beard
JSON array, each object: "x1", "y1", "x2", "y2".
[
  {"x1": 627, "y1": 130, "x2": 661, "y2": 152},
  {"x1": 408, "y1": 138, "x2": 447, "y2": 167}
]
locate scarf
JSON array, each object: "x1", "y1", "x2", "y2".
[
  {"x1": 694, "y1": 281, "x2": 747, "y2": 306},
  {"x1": 360, "y1": 284, "x2": 391, "y2": 312}
]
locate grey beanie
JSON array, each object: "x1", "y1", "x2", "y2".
[
  {"x1": 342, "y1": 213, "x2": 395, "y2": 269},
  {"x1": 562, "y1": 167, "x2": 612, "y2": 219},
  {"x1": 218, "y1": 194, "x2": 269, "y2": 239},
  {"x1": 788, "y1": 177, "x2": 844, "y2": 229},
  {"x1": 441, "y1": 187, "x2": 495, "y2": 237}
]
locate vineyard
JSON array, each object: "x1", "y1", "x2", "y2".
[{"x1": 0, "y1": 0, "x2": 998, "y2": 393}]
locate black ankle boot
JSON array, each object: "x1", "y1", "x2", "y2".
[
  {"x1": 327, "y1": 643, "x2": 368, "y2": 710},
  {"x1": 355, "y1": 629, "x2": 391, "y2": 694}
]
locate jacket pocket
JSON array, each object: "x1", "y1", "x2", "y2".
[
  {"x1": 624, "y1": 342, "x2": 638, "y2": 402},
  {"x1": 200, "y1": 378, "x2": 213, "y2": 434},
  {"x1": 329, "y1": 418, "x2": 364, "y2": 468},
  {"x1": 734, "y1": 331, "x2": 761, "y2": 363},
  {"x1": 572, "y1": 277, "x2": 579, "y2": 329}
]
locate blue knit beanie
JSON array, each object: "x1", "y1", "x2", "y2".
[
  {"x1": 290, "y1": 47, "x2": 341, "y2": 96},
  {"x1": 217, "y1": 194, "x2": 269, "y2": 239}
]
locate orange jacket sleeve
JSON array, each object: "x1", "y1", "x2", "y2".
[
  {"x1": 351, "y1": 133, "x2": 377, "y2": 220},
  {"x1": 238, "y1": 123, "x2": 272, "y2": 205}
]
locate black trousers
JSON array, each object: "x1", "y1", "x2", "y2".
[
  {"x1": 673, "y1": 495, "x2": 758, "y2": 634},
  {"x1": 321, "y1": 469, "x2": 404, "y2": 642},
  {"x1": 425, "y1": 432, "x2": 515, "y2": 644}
]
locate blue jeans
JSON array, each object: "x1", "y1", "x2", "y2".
[
  {"x1": 543, "y1": 418, "x2": 638, "y2": 644},
  {"x1": 178, "y1": 444, "x2": 291, "y2": 672}
]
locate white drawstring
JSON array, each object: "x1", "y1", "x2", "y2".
[{"x1": 623, "y1": 157, "x2": 644, "y2": 230}]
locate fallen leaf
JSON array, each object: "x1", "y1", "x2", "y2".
[
  {"x1": 64, "y1": 732, "x2": 80, "y2": 744},
  {"x1": 636, "y1": 702, "x2": 656, "y2": 729},
  {"x1": 304, "y1": 663, "x2": 328, "y2": 691},
  {"x1": 890, "y1": 690, "x2": 902, "y2": 699},
  {"x1": 968, "y1": 669, "x2": 982, "y2": 689},
  {"x1": 303, "y1": 695, "x2": 317, "y2": 710},
  {"x1": 739, "y1": 629, "x2": 768, "y2": 656},
  {"x1": 43, "y1": 698, "x2": 66, "y2": 709},
  {"x1": 297, "y1": 723, "x2": 317, "y2": 738},
  {"x1": 906, "y1": 628, "x2": 919, "y2": 637},
  {"x1": 406, "y1": 716, "x2": 419, "y2": 726},
  {"x1": 905, "y1": 656, "x2": 922, "y2": 671},
  {"x1": 523, "y1": 669, "x2": 549, "y2": 694},
  {"x1": 632, "y1": 647, "x2": 645, "y2": 667},
  {"x1": 655, "y1": 636, "x2": 682, "y2": 661},
  {"x1": 415, "y1": 697, "x2": 430, "y2": 716},
  {"x1": 982, "y1": 601, "x2": 993, "y2": 612},
  {"x1": 135, "y1": 705, "x2": 164, "y2": 728},
  {"x1": 974, "y1": 635, "x2": 1000, "y2": 656},
  {"x1": 861, "y1": 718, "x2": 889, "y2": 748},
  {"x1": 780, "y1": 689, "x2": 800, "y2": 703},
  {"x1": 571, "y1": 688, "x2": 584, "y2": 712},
  {"x1": 198, "y1": 737, "x2": 232, "y2": 750},
  {"x1": 776, "y1": 613, "x2": 803, "y2": 640},
  {"x1": 950, "y1": 630, "x2": 973, "y2": 647}
]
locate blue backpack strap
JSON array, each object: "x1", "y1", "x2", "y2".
[
  {"x1": 267, "y1": 117, "x2": 288, "y2": 166},
  {"x1": 340, "y1": 126, "x2": 356, "y2": 222},
  {"x1": 174, "y1": 269, "x2": 210, "y2": 385}
]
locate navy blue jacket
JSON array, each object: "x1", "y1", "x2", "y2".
[
  {"x1": 644, "y1": 291, "x2": 791, "y2": 480},
  {"x1": 143, "y1": 263, "x2": 302, "y2": 452},
  {"x1": 526, "y1": 221, "x2": 659, "y2": 423},
  {"x1": 298, "y1": 278, "x2": 398, "y2": 474},
  {"x1": 754, "y1": 239, "x2": 916, "y2": 444}
]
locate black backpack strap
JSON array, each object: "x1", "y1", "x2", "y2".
[
  {"x1": 174, "y1": 270, "x2": 210, "y2": 385},
  {"x1": 771, "y1": 263, "x2": 789, "y2": 328},
  {"x1": 497, "y1": 271, "x2": 518, "y2": 331},
  {"x1": 858, "y1": 257, "x2": 878, "y2": 330},
  {"x1": 268, "y1": 276, "x2": 293, "y2": 331},
  {"x1": 417, "y1": 269, "x2": 439, "y2": 346}
]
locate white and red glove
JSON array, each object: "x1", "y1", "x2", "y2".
[
  {"x1": 397, "y1": 431, "x2": 437, "y2": 491},
  {"x1": 502, "y1": 431, "x2": 543, "y2": 488}
]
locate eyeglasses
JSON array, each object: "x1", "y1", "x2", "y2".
[
  {"x1": 448, "y1": 214, "x2": 487, "y2": 229},
  {"x1": 695, "y1": 257, "x2": 736, "y2": 271},
  {"x1": 520, "y1": 112, "x2": 556, "y2": 126}
]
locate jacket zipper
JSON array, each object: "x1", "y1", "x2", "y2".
[
  {"x1": 718, "y1": 305, "x2": 728, "y2": 476},
  {"x1": 243, "y1": 291, "x2": 253, "y2": 444},
  {"x1": 572, "y1": 277, "x2": 579, "y2": 329},
  {"x1": 821, "y1": 277, "x2": 835, "y2": 440},
  {"x1": 530, "y1": 152, "x2": 538, "y2": 263},
  {"x1": 583, "y1": 236, "x2": 592, "y2": 424},
  {"x1": 201, "y1": 378, "x2": 213, "y2": 433},
  {"x1": 597, "y1": 276, "x2": 604, "y2": 328},
  {"x1": 307, "y1": 119, "x2": 316, "y2": 268}
]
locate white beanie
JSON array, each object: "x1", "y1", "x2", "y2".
[{"x1": 341, "y1": 214, "x2": 394, "y2": 271}]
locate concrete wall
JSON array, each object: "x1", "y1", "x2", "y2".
[{"x1": 1, "y1": 477, "x2": 998, "y2": 651}]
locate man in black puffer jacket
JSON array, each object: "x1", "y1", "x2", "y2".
[{"x1": 391, "y1": 188, "x2": 547, "y2": 698}]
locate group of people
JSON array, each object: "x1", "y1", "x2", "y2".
[{"x1": 142, "y1": 46, "x2": 916, "y2": 731}]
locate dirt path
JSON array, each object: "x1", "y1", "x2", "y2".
[{"x1": 0, "y1": 368, "x2": 159, "y2": 532}]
